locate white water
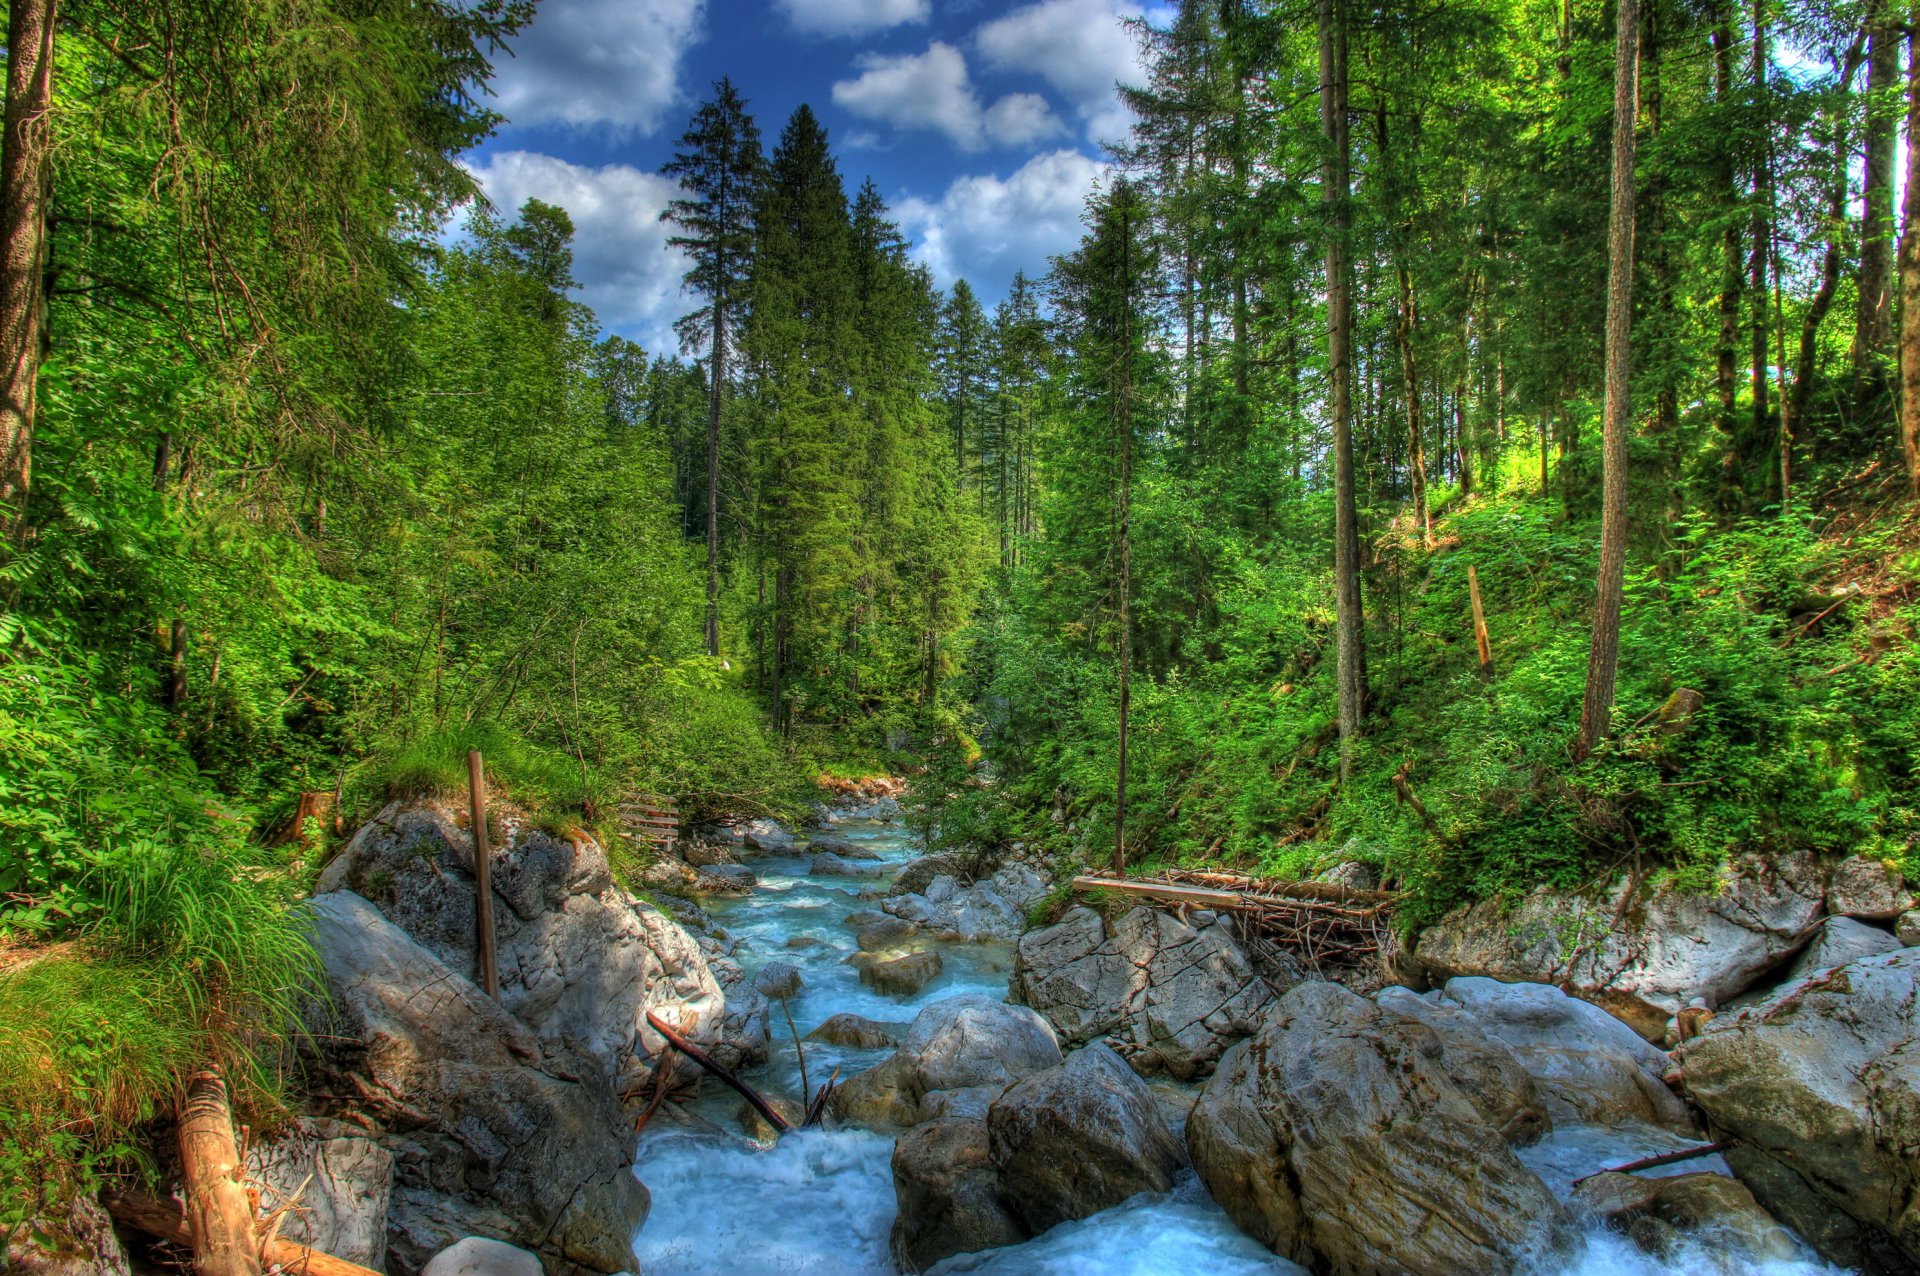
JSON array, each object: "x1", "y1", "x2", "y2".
[{"x1": 630, "y1": 814, "x2": 1849, "y2": 1276}]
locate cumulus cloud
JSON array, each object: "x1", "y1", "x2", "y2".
[
  {"x1": 896, "y1": 148, "x2": 1110, "y2": 294},
  {"x1": 462, "y1": 151, "x2": 694, "y2": 353},
  {"x1": 832, "y1": 41, "x2": 1067, "y2": 151},
  {"x1": 488, "y1": 0, "x2": 704, "y2": 135},
  {"x1": 774, "y1": 0, "x2": 930, "y2": 37},
  {"x1": 975, "y1": 0, "x2": 1151, "y2": 145}
]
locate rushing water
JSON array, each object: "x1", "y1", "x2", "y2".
[{"x1": 631, "y1": 813, "x2": 1848, "y2": 1276}]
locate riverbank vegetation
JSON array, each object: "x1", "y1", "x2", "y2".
[{"x1": 4, "y1": 0, "x2": 1920, "y2": 1252}]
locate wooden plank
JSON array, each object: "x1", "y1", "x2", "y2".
[{"x1": 1069, "y1": 876, "x2": 1244, "y2": 910}]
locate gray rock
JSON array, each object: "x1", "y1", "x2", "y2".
[
  {"x1": 6, "y1": 1194, "x2": 129, "y2": 1276},
  {"x1": 830, "y1": 994, "x2": 1063, "y2": 1129},
  {"x1": 740, "y1": 819, "x2": 795, "y2": 853},
  {"x1": 1783, "y1": 915, "x2": 1901, "y2": 983},
  {"x1": 987, "y1": 1044, "x2": 1186, "y2": 1234},
  {"x1": 699, "y1": 863, "x2": 757, "y2": 888},
  {"x1": 861, "y1": 948, "x2": 944, "y2": 996},
  {"x1": 314, "y1": 799, "x2": 725, "y2": 1091},
  {"x1": 680, "y1": 839, "x2": 737, "y2": 868},
  {"x1": 857, "y1": 917, "x2": 919, "y2": 951},
  {"x1": 1188, "y1": 981, "x2": 1565, "y2": 1275},
  {"x1": 889, "y1": 855, "x2": 964, "y2": 897},
  {"x1": 883, "y1": 864, "x2": 1052, "y2": 943},
  {"x1": 806, "y1": 1013, "x2": 907, "y2": 1050},
  {"x1": 843, "y1": 908, "x2": 890, "y2": 929},
  {"x1": 810, "y1": 852, "x2": 878, "y2": 877},
  {"x1": 709, "y1": 956, "x2": 771, "y2": 1070},
  {"x1": 1414, "y1": 852, "x2": 1828, "y2": 1039},
  {"x1": 890, "y1": 1118, "x2": 1028, "y2": 1270},
  {"x1": 1898, "y1": 910, "x2": 1920, "y2": 948},
  {"x1": 421, "y1": 1237, "x2": 544, "y2": 1276},
  {"x1": 1316, "y1": 860, "x2": 1381, "y2": 891},
  {"x1": 1571, "y1": 1172, "x2": 1803, "y2": 1268},
  {"x1": 752, "y1": 960, "x2": 804, "y2": 1001},
  {"x1": 1377, "y1": 977, "x2": 1693, "y2": 1132},
  {"x1": 810, "y1": 836, "x2": 882, "y2": 860},
  {"x1": 1676, "y1": 947, "x2": 1920, "y2": 1272},
  {"x1": 1828, "y1": 855, "x2": 1911, "y2": 920},
  {"x1": 1011, "y1": 906, "x2": 1290, "y2": 1080},
  {"x1": 248, "y1": 1117, "x2": 393, "y2": 1269},
  {"x1": 308, "y1": 892, "x2": 647, "y2": 1274}
]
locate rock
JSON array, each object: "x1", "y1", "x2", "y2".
[
  {"x1": 1676, "y1": 947, "x2": 1920, "y2": 1272},
  {"x1": 1783, "y1": 915, "x2": 1901, "y2": 983},
  {"x1": 1188, "y1": 981, "x2": 1564, "y2": 1275},
  {"x1": 810, "y1": 836, "x2": 882, "y2": 860},
  {"x1": 1377, "y1": 977, "x2": 1693, "y2": 1131},
  {"x1": 987, "y1": 1044, "x2": 1185, "y2": 1234},
  {"x1": 698, "y1": 863, "x2": 757, "y2": 888},
  {"x1": 1828, "y1": 855, "x2": 1911, "y2": 920},
  {"x1": 6, "y1": 1194, "x2": 130, "y2": 1276},
  {"x1": 740, "y1": 819, "x2": 795, "y2": 853},
  {"x1": 843, "y1": 908, "x2": 889, "y2": 929},
  {"x1": 861, "y1": 948, "x2": 944, "y2": 996},
  {"x1": 247, "y1": 1117, "x2": 394, "y2": 1269},
  {"x1": 751, "y1": 960, "x2": 804, "y2": 1002},
  {"x1": 890, "y1": 1118, "x2": 1028, "y2": 1271},
  {"x1": 1571, "y1": 1172, "x2": 1802, "y2": 1266},
  {"x1": 650, "y1": 892, "x2": 710, "y2": 934},
  {"x1": 883, "y1": 864, "x2": 1052, "y2": 943},
  {"x1": 1316, "y1": 860, "x2": 1381, "y2": 890},
  {"x1": 889, "y1": 855, "x2": 964, "y2": 897},
  {"x1": 709, "y1": 957, "x2": 771, "y2": 1070},
  {"x1": 680, "y1": 839, "x2": 737, "y2": 868},
  {"x1": 314, "y1": 799, "x2": 725, "y2": 1091},
  {"x1": 420, "y1": 1237, "x2": 545, "y2": 1276},
  {"x1": 857, "y1": 917, "x2": 919, "y2": 951},
  {"x1": 806, "y1": 1013, "x2": 907, "y2": 1050},
  {"x1": 1898, "y1": 910, "x2": 1920, "y2": 947},
  {"x1": 736, "y1": 1095, "x2": 807, "y2": 1144},
  {"x1": 307, "y1": 892, "x2": 648, "y2": 1275},
  {"x1": 1011, "y1": 906, "x2": 1291, "y2": 1080},
  {"x1": 784, "y1": 934, "x2": 825, "y2": 950},
  {"x1": 1414, "y1": 852, "x2": 1828, "y2": 1039},
  {"x1": 810, "y1": 852, "x2": 877, "y2": 877},
  {"x1": 830, "y1": 994, "x2": 1063, "y2": 1129}
]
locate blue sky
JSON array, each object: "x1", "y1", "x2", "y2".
[{"x1": 462, "y1": 0, "x2": 1171, "y2": 354}]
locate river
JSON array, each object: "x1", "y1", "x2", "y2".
[{"x1": 630, "y1": 811, "x2": 1848, "y2": 1276}]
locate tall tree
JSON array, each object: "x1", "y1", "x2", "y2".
[
  {"x1": 0, "y1": 0, "x2": 54, "y2": 536},
  {"x1": 662, "y1": 79, "x2": 763, "y2": 658},
  {"x1": 1575, "y1": 0, "x2": 1641, "y2": 762},
  {"x1": 1900, "y1": 7, "x2": 1920, "y2": 493},
  {"x1": 1856, "y1": 0, "x2": 1899, "y2": 400}
]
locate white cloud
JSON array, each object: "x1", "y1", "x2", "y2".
[
  {"x1": 832, "y1": 41, "x2": 1067, "y2": 151},
  {"x1": 462, "y1": 151, "x2": 694, "y2": 353},
  {"x1": 488, "y1": 0, "x2": 704, "y2": 135},
  {"x1": 896, "y1": 148, "x2": 1110, "y2": 294},
  {"x1": 975, "y1": 0, "x2": 1150, "y2": 145},
  {"x1": 775, "y1": 0, "x2": 929, "y2": 37}
]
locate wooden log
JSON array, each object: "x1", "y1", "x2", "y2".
[
  {"x1": 645, "y1": 1010, "x2": 793, "y2": 1134},
  {"x1": 104, "y1": 1190, "x2": 382, "y2": 1276},
  {"x1": 467, "y1": 750, "x2": 499, "y2": 999},
  {"x1": 1468, "y1": 564, "x2": 1494, "y2": 673},
  {"x1": 1069, "y1": 876, "x2": 1243, "y2": 909},
  {"x1": 177, "y1": 1071, "x2": 262, "y2": 1276},
  {"x1": 1569, "y1": 1139, "x2": 1738, "y2": 1185}
]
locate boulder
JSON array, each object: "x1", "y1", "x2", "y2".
[
  {"x1": 420, "y1": 1237, "x2": 545, "y2": 1276},
  {"x1": 708, "y1": 957, "x2": 771, "y2": 1070},
  {"x1": 1316, "y1": 860, "x2": 1381, "y2": 891},
  {"x1": 1783, "y1": 915, "x2": 1901, "y2": 983},
  {"x1": 1188, "y1": 981, "x2": 1564, "y2": 1275},
  {"x1": 315, "y1": 799, "x2": 725, "y2": 1090},
  {"x1": 740, "y1": 820, "x2": 795, "y2": 853},
  {"x1": 680, "y1": 839, "x2": 737, "y2": 868},
  {"x1": 6, "y1": 1194, "x2": 130, "y2": 1276},
  {"x1": 806, "y1": 1013, "x2": 907, "y2": 1050},
  {"x1": 889, "y1": 855, "x2": 964, "y2": 897},
  {"x1": 1571, "y1": 1172, "x2": 1802, "y2": 1266},
  {"x1": 890, "y1": 1118, "x2": 1028, "y2": 1270},
  {"x1": 1377, "y1": 977, "x2": 1693, "y2": 1131},
  {"x1": 810, "y1": 836, "x2": 882, "y2": 860},
  {"x1": 861, "y1": 949, "x2": 943, "y2": 996},
  {"x1": 1676, "y1": 947, "x2": 1920, "y2": 1273},
  {"x1": 810, "y1": 852, "x2": 877, "y2": 878},
  {"x1": 1899, "y1": 910, "x2": 1920, "y2": 948},
  {"x1": 843, "y1": 909, "x2": 890, "y2": 929},
  {"x1": 1011, "y1": 906, "x2": 1289, "y2": 1080},
  {"x1": 751, "y1": 960, "x2": 804, "y2": 1002},
  {"x1": 307, "y1": 892, "x2": 647, "y2": 1275},
  {"x1": 856, "y1": 917, "x2": 919, "y2": 951},
  {"x1": 830, "y1": 994, "x2": 1063, "y2": 1129},
  {"x1": 986, "y1": 1044, "x2": 1186, "y2": 1234},
  {"x1": 1414, "y1": 852, "x2": 1828, "y2": 1039},
  {"x1": 698, "y1": 863, "x2": 757, "y2": 888},
  {"x1": 247, "y1": 1117, "x2": 394, "y2": 1269},
  {"x1": 884, "y1": 864, "x2": 1051, "y2": 943},
  {"x1": 1828, "y1": 855, "x2": 1911, "y2": 920}
]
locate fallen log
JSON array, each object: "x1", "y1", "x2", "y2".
[
  {"x1": 645, "y1": 1010, "x2": 793, "y2": 1134},
  {"x1": 178, "y1": 1071, "x2": 261, "y2": 1276},
  {"x1": 1569, "y1": 1139, "x2": 1739, "y2": 1186},
  {"x1": 104, "y1": 1190, "x2": 382, "y2": 1276}
]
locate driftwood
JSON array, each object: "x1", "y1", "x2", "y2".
[
  {"x1": 1570, "y1": 1139, "x2": 1739, "y2": 1186},
  {"x1": 802, "y1": 1068, "x2": 841, "y2": 1128},
  {"x1": 645, "y1": 1010, "x2": 794, "y2": 1133},
  {"x1": 104, "y1": 1190, "x2": 382, "y2": 1276},
  {"x1": 178, "y1": 1071, "x2": 262, "y2": 1276},
  {"x1": 1071, "y1": 868, "x2": 1397, "y2": 971}
]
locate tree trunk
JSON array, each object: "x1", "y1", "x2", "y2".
[
  {"x1": 1857, "y1": 0, "x2": 1899, "y2": 401},
  {"x1": 1793, "y1": 39, "x2": 1867, "y2": 441},
  {"x1": 1899, "y1": 11, "x2": 1920, "y2": 492},
  {"x1": 1746, "y1": 1, "x2": 1771, "y2": 499},
  {"x1": 705, "y1": 289, "x2": 725, "y2": 657},
  {"x1": 1114, "y1": 198, "x2": 1135, "y2": 877},
  {"x1": 178, "y1": 1072, "x2": 263, "y2": 1276},
  {"x1": 1395, "y1": 263, "x2": 1431, "y2": 544},
  {"x1": 1575, "y1": 0, "x2": 1640, "y2": 762},
  {"x1": 1710, "y1": 1, "x2": 1743, "y2": 488},
  {"x1": 0, "y1": 0, "x2": 55, "y2": 538},
  {"x1": 1321, "y1": 0, "x2": 1367, "y2": 780}
]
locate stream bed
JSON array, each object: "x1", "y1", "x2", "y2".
[{"x1": 630, "y1": 814, "x2": 1848, "y2": 1276}]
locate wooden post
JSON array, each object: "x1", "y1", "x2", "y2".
[
  {"x1": 177, "y1": 1071, "x2": 262, "y2": 1276},
  {"x1": 1467, "y1": 565, "x2": 1493, "y2": 674},
  {"x1": 467, "y1": 749, "x2": 499, "y2": 998}
]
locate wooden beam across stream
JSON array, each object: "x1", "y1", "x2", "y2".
[{"x1": 1068, "y1": 875, "x2": 1245, "y2": 910}]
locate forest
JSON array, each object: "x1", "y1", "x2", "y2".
[{"x1": 2, "y1": 0, "x2": 1918, "y2": 1254}]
